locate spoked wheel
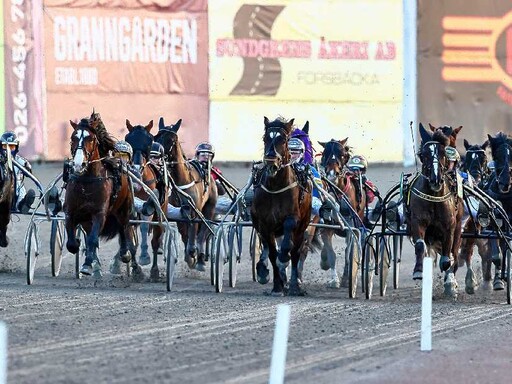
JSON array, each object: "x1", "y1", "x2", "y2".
[
  {"x1": 347, "y1": 230, "x2": 360, "y2": 299},
  {"x1": 166, "y1": 231, "x2": 179, "y2": 292},
  {"x1": 215, "y1": 225, "x2": 228, "y2": 293},
  {"x1": 228, "y1": 225, "x2": 241, "y2": 288},
  {"x1": 249, "y1": 228, "x2": 261, "y2": 282},
  {"x1": 379, "y1": 236, "x2": 391, "y2": 296},
  {"x1": 26, "y1": 223, "x2": 39, "y2": 285},
  {"x1": 392, "y1": 233, "x2": 402, "y2": 289},
  {"x1": 365, "y1": 235, "x2": 376, "y2": 300},
  {"x1": 75, "y1": 227, "x2": 86, "y2": 279},
  {"x1": 507, "y1": 247, "x2": 511, "y2": 305},
  {"x1": 207, "y1": 233, "x2": 216, "y2": 286},
  {"x1": 50, "y1": 219, "x2": 65, "y2": 277}
]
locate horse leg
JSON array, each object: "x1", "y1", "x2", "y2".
[
  {"x1": 65, "y1": 218, "x2": 80, "y2": 254},
  {"x1": 277, "y1": 216, "x2": 297, "y2": 278},
  {"x1": 150, "y1": 225, "x2": 163, "y2": 281},
  {"x1": 489, "y1": 239, "x2": 504, "y2": 290},
  {"x1": 412, "y1": 237, "x2": 427, "y2": 280},
  {"x1": 298, "y1": 222, "x2": 317, "y2": 284},
  {"x1": 184, "y1": 223, "x2": 199, "y2": 269},
  {"x1": 81, "y1": 217, "x2": 104, "y2": 276},
  {"x1": 195, "y1": 224, "x2": 207, "y2": 272},
  {"x1": 0, "y1": 203, "x2": 10, "y2": 247},
  {"x1": 321, "y1": 229, "x2": 340, "y2": 288},
  {"x1": 125, "y1": 225, "x2": 144, "y2": 282},
  {"x1": 464, "y1": 240, "x2": 478, "y2": 294},
  {"x1": 139, "y1": 220, "x2": 151, "y2": 266},
  {"x1": 443, "y1": 230, "x2": 458, "y2": 297},
  {"x1": 256, "y1": 235, "x2": 271, "y2": 285},
  {"x1": 478, "y1": 240, "x2": 493, "y2": 290},
  {"x1": 268, "y1": 235, "x2": 285, "y2": 296},
  {"x1": 289, "y1": 232, "x2": 306, "y2": 296}
]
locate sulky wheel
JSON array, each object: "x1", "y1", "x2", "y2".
[
  {"x1": 379, "y1": 236, "x2": 391, "y2": 296},
  {"x1": 347, "y1": 230, "x2": 360, "y2": 299},
  {"x1": 364, "y1": 235, "x2": 376, "y2": 300},
  {"x1": 249, "y1": 228, "x2": 261, "y2": 282},
  {"x1": 206, "y1": 232, "x2": 216, "y2": 286},
  {"x1": 215, "y1": 225, "x2": 228, "y2": 293},
  {"x1": 166, "y1": 231, "x2": 179, "y2": 292},
  {"x1": 507, "y1": 247, "x2": 511, "y2": 305},
  {"x1": 26, "y1": 222, "x2": 40, "y2": 285},
  {"x1": 228, "y1": 225, "x2": 242, "y2": 288},
  {"x1": 50, "y1": 220, "x2": 65, "y2": 277}
]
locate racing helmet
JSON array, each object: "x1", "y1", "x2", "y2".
[
  {"x1": 347, "y1": 155, "x2": 368, "y2": 170},
  {"x1": 288, "y1": 137, "x2": 305, "y2": 153},
  {"x1": 150, "y1": 142, "x2": 165, "y2": 158},
  {"x1": 445, "y1": 146, "x2": 460, "y2": 162},
  {"x1": 195, "y1": 142, "x2": 215, "y2": 160},
  {"x1": 114, "y1": 140, "x2": 133, "y2": 161},
  {"x1": 1, "y1": 131, "x2": 19, "y2": 155}
]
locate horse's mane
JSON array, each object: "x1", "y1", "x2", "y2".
[
  {"x1": 265, "y1": 116, "x2": 288, "y2": 129},
  {"x1": 86, "y1": 113, "x2": 116, "y2": 157},
  {"x1": 291, "y1": 128, "x2": 314, "y2": 164}
]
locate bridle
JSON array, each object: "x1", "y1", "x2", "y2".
[
  {"x1": 71, "y1": 127, "x2": 102, "y2": 173},
  {"x1": 263, "y1": 126, "x2": 292, "y2": 171},
  {"x1": 493, "y1": 142, "x2": 512, "y2": 191},
  {"x1": 321, "y1": 142, "x2": 347, "y2": 179},
  {"x1": 420, "y1": 140, "x2": 447, "y2": 183},
  {"x1": 464, "y1": 148, "x2": 487, "y2": 182}
]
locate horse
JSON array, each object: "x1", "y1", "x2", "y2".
[
  {"x1": 458, "y1": 139, "x2": 495, "y2": 292},
  {"x1": 317, "y1": 138, "x2": 366, "y2": 288},
  {"x1": 428, "y1": 123, "x2": 463, "y2": 148},
  {"x1": 482, "y1": 132, "x2": 512, "y2": 291},
  {"x1": 154, "y1": 117, "x2": 218, "y2": 272},
  {"x1": 0, "y1": 150, "x2": 14, "y2": 247},
  {"x1": 64, "y1": 114, "x2": 136, "y2": 276},
  {"x1": 407, "y1": 123, "x2": 463, "y2": 296},
  {"x1": 124, "y1": 119, "x2": 169, "y2": 280},
  {"x1": 251, "y1": 116, "x2": 312, "y2": 295}
]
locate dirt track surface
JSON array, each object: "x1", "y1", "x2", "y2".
[{"x1": 1, "y1": 162, "x2": 512, "y2": 384}]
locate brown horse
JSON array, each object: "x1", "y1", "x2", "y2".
[
  {"x1": 64, "y1": 114, "x2": 136, "y2": 276},
  {"x1": 428, "y1": 123, "x2": 462, "y2": 148},
  {"x1": 251, "y1": 116, "x2": 312, "y2": 296},
  {"x1": 154, "y1": 117, "x2": 217, "y2": 272},
  {"x1": 0, "y1": 150, "x2": 14, "y2": 247},
  {"x1": 124, "y1": 119, "x2": 169, "y2": 280},
  {"x1": 317, "y1": 138, "x2": 366, "y2": 288},
  {"x1": 407, "y1": 123, "x2": 463, "y2": 296}
]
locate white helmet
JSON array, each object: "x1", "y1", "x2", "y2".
[
  {"x1": 114, "y1": 140, "x2": 133, "y2": 160},
  {"x1": 288, "y1": 138, "x2": 305, "y2": 153}
]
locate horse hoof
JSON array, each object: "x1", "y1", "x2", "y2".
[
  {"x1": 80, "y1": 264, "x2": 92, "y2": 276},
  {"x1": 288, "y1": 284, "x2": 306, "y2": 296},
  {"x1": 256, "y1": 264, "x2": 270, "y2": 285},
  {"x1": 327, "y1": 278, "x2": 340, "y2": 289},
  {"x1": 0, "y1": 236, "x2": 8, "y2": 248},
  {"x1": 412, "y1": 271, "x2": 423, "y2": 280},
  {"x1": 340, "y1": 275, "x2": 349, "y2": 288},
  {"x1": 439, "y1": 256, "x2": 452, "y2": 272},
  {"x1": 120, "y1": 251, "x2": 131, "y2": 263},
  {"x1": 444, "y1": 285, "x2": 458, "y2": 297},
  {"x1": 195, "y1": 261, "x2": 206, "y2": 272},
  {"x1": 482, "y1": 280, "x2": 492, "y2": 291},
  {"x1": 132, "y1": 265, "x2": 144, "y2": 282},
  {"x1": 465, "y1": 285, "x2": 475, "y2": 295},
  {"x1": 493, "y1": 280, "x2": 505, "y2": 291},
  {"x1": 185, "y1": 255, "x2": 197, "y2": 269},
  {"x1": 93, "y1": 269, "x2": 103, "y2": 279},
  {"x1": 150, "y1": 267, "x2": 160, "y2": 281},
  {"x1": 139, "y1": 254, "x2": 151, "y2": 266},
  {"x1": 320, "y1": 258, "x2": 330, "y2": 271},
  {"x1": 270, "y1": 289, "x2": 285, "y2": 297}
]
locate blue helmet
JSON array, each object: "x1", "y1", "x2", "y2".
[{"x1": 1, "y1": 131, "x2": 19, "y2": 155}]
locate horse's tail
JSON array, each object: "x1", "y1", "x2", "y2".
[{"x1": 100, "y1": 215, "x2": 119, "y2": 241}]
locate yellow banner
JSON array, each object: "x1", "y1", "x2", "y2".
[
  {"x1": 210, "y1": 101, "x2": 403, "y2": 162},
  {"x1": 209, "y1": 0, "x2": 403, "y2": 102}
]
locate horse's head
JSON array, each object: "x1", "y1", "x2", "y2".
[
  {"x1": 154, "y1": 117, "x2": 182, "y2": 161},
  {"x1": 462, "y1": 139, "x2": 489, "y2": 184},
  {"x1": 291, "y1": 121, "x2": 314, "y2": 165},
  {"x1": 318, "y1": 138, "x2": 350, "y2": 181},
  {"x1": 488, "y1": 132, "x2": 512, "y2": 193},
  {"x1": 428, "y1": 123, "x2": 463, "y2": 148},
  {"x1": 419, "y1": 123, "x2": 450, "y2": 192},
  {"x1": 69, "y1": 118, "x2": 100, "y2": 174},
  {"x1": 262, "y1": 116, "x2": 294, "y2": 176},
  {"x1": 125, "y1": 119, "x2": 154, "y2": 171}
]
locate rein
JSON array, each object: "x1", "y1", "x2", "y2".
[
  {"x1": 411, "y1": 187, "x2": 452, "y2": 202},
  {"x1": 261, "y1": 181, "x2": 298, "y2": 194}
]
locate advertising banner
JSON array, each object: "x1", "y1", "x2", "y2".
[
  {"x1": 3, "y1": 0, "x2": 44, "y2": 158},
  {"x1": 43, "y1": 0, "x2": 208, "y2": 160},
  {"x1": 209, "y1": 0, "x2": 404, "y2": 162},
  {"x1": 419, "y1": 1, "x2": 512, "y2": 144}
]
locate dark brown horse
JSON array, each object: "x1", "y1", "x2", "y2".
[
  {"x1": 0, "y1": 150, "x2": 14, "y2": 247},
  {"x1": 64, "y1": 114, "x2": 136, "y2": 276},
  {"x1": 154, "y1": 117, "x2": 218, "y2": 272},
  {"x1": 428, "y1": 123, "x2": 462, "y2": 148},
  {"x1": 251, "y1": 116, "x2": 312, "y2": 296},
  {"x1": 125, "y1": 119, "x2": 169, "y2": 280},
  {"x1": 407, "y1": 123, "x2": 463, "y2": 296},
  {"x1": 458, "y1": 139, "x2": 495, "y2": 292},
  {"x1": 317, "y1": 138, "x2": 366, "y2": 288}
]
